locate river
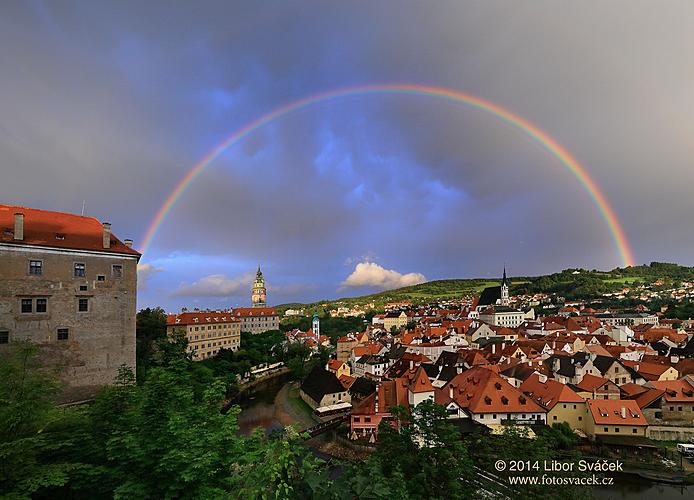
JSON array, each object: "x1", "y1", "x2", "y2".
[
  {"x1": 235, "y1": 374, "x2": 288, "y2": 435},
  {"x1": 592, "y1": 479, "x2": 690, "y2": 499}
]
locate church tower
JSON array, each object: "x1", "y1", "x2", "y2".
[
  {"x1": 252, "y1": 265, "x2": 267, "y2": 308},
  {"x1": 312, "y1": 313, "x2": 320, "y2": 341},
  {"x1": 500, "y1": 266, "x2": 510, "y2": 307}
]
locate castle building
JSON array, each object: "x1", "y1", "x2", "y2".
[
  {"x1": 232, "y1": 307, "x2": 279, "y2": 334},
  {"x1": 252, "y1": 265, "x2": 267, "y2": 308},
  {"x1": 0, "y1": 204, "x2": 140, "y2": 402},
  {"x1": 166, "y1": 311, "x2": 241, "y2": 360}
]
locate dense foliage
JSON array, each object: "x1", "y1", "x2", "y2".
[
  {"x1": 0, "y1": 341, "x2": 331, "y2": 499},
  {"x1": 281, "y1": 315, "x2": 368, "y2": 344}
]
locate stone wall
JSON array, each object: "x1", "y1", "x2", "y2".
[{"x1": 0, "y1": 245, "x2": 138, "y2": 401}]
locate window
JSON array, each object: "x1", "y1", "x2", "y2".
[
  {"x1": 553, "y1": 415, "x2": 557, "y2": 420},
  {"x1": 615, "y1": 427, "x2": 620, "y2": 433},
  {"x1": 74, "y1": 263, "x2": 86, "y2": 277},
  {"x1": 364, "y1": 417, "x2": 371, "y2": 423},
  {"x1": 57, "y1": 328, "x2": 69, "y2": 341},
  {"x1": 79, "y1": 285, "x2": 88, "y2": 291},
  {"x1": 29, "y1": 260, "x2": 42, "y2": 275},
  {"x1": 21, "y1": 299, "x2": 33, "y2": 313},
  {"x1": 578, "y1": 416, "x2": 582, "y2": 421},
  {"x1": 604, "y1": 427, "x2": 608, "y2": 432},
  {"x1": 0, "y1": 331, "x2": 8, "y2": 344},
  {"x1": 354, "y1": 417, "x2": 360, "y2": 422},
  {"x1": 97, "y1": 275, "x2": 105, "y2": 282},
  {"x1": 632, "y1": 428, "x2": 637, "y2": 434},
  {"x1": 678, "y1": 406, "x2": 683, "y2": 411},
  {"x1": 78, "y1": 298, "x2": 89, "y2": 312},
  {"x1": 36, "y1": 298, "x2": 47, "y2": 313},
  {"x1": 112, "y1": 264, "x2": 123, "y2": 278}
]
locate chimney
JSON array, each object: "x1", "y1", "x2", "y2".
[
  {"x1": 409, "y1": 360, "x2": 413, "y2": 370},
  {"x1": 124, "y1": 239, "x2": 133, "y2": 248},
  {"x1": 492, "y1": 343, "x2": 496, "y2": 354},
  {"x1": 102, "y1": 222, "x2": 111, "y2": 249},
  {"x1": 14, "y1": 213, "x2": 24, "y2": 240},
  {"x1": 449, "y1": 385, "x2": 454, "y2": 399},
  {"x1": 620, "y1": 406, "x2": 626, "y2": 419}
]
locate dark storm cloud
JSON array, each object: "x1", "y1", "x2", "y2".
[{"x1": 2, "y1": 1, "x2": 693, "y2": 310}]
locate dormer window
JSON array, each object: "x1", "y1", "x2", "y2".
[{"x1": 55, "y1": 233, "x2": 65, "y2": 240}]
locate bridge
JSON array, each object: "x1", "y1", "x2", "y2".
[{"x1": 300, "y1": 414, "x2": 350, "y2": 438}]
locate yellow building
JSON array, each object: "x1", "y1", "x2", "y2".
[
  {"x1": 327, "y1": 359, "x2": 351, "y2": 378},
  {"x1": 520, "y1": 374, "x2": 587, "y2": 432},
  {"x1": 585, "y1": 399, "x2": 648, "y2": 438},
  {"x1": 384, "y1": 311, "x2": 408, "y2": 331},
  {"x1": 167, "y1": 311, "x2": 241, "y2": 360}
]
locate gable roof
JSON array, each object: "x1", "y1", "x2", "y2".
[
  {"x1": 435, "y1": 366, "x2": 546, "y2": 415},
  {"x1": 409, "y1": 366, "x2": 434, "y2": 394},
  {"x1": 650, "y1": 380, "x2": 694, "y2": 403},
  {"x1": 634, "y1": 388, "x2": 665, "y2": 409},
  {"x1": 586, "y1": 399, "x2": 648, "y2": 426},
  {"x1": 575, "y1": 374, "x2": 615, "y2": 392},
  {"x1": 1, "y1": 203, "x2": 140, "y2": 256},
  {"x1": 300, "y1": 367, "x2": 346, "y2": 403},
  {"x1": 519, "y1": 373, "x2": 583, "y2": 410}
]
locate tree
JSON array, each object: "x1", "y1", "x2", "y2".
[
  {"x1": 0, "y1": 342, "x2": 79, "y2": 498},
  {"x1": 352, "y1": 401, "x2": 475, "y2": 500},
  {"x1": 135, "y1": 307, "x2": 167, "y2": 383}
]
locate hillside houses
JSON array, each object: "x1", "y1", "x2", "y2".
[{"x1": 324, "y1": 285, "x2": 694, "y2": 444}]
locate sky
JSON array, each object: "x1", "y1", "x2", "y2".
[{"x1": 2, "y1": 1, "x2": 694, "y2": 311}]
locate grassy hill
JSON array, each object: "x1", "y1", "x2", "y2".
[{"x1": 276, "y1": 262, "x2": 694, "y2": 314}]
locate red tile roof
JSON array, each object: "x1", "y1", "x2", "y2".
[
  {"x1": 0, "y1": 203, "x2": 140, "y2": 256},
  {"x1": 519, "y1": 373, "x2": 583, "y2": 410},
  {"x1": 232, "y1": 307, "x2": 278, "y2": 317},
  {"x1": 634, "y1": 388, "x2": 665, "y2": 409},
  {"x1": 409, "y1": 366, "x2": 434, "y2": 394},
  {"x1": 327, "y1": 359, "x2": 345, "y2": 371},
  {"x1": 338, "y1": 374, "x2": 356, "y2": 389},
  {"x1": 575, "y1": 374, "x2": 613, "y2": 392},
  {"x1": 650, "y1": 380, "x2": 694, "y2": 403},
  {"x1": 622, "y1": 360, "x2": 677, "y2": 381},
  {"x1": 436, "y1": 366, "x2": 546, "y2": 415},
  {"x1": 586, "y1": 399, "x2": 648, "y2": 426},
  {"x1": 167, "y1": 312, "x2": 240, "y2": 326}
]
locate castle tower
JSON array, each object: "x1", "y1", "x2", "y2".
[
  {"x1": 252, "y1": 265, "x2": 267, "y2": 307},
  {"x1": 500, "y1": 266, "x2": 510, "y2": 307},
  {"x1": 312, "y1": 312, "x2": 320, "y2": 341}
]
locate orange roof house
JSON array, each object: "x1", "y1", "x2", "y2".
[
  {"x1": 520, "y1": 373, "x2": 584, "y2": 411},
  {"x1": 435, "y1": 367, "x2": 547, "y2": 423},
  {"x1": 585, "y1": 399, "x2": 648, "y2": 428}
]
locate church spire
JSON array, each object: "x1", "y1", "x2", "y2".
[{"x1": 500, "y1": 265, "x2": 510, "y2": 307}]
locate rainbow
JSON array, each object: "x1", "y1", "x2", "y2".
[{"x1": 140, "y1": 83, "x2": 635, "y2": 267}]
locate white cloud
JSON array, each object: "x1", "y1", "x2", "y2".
[
  {"x1": 339, "y1": 261, "x2": 426, "y2": 291},
  {"x1": 137, "y1": 263, "x2": 164, "y2": 290},
  {"x1": 173, "y1": 272, "x2": 254, "y2": 297}
]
